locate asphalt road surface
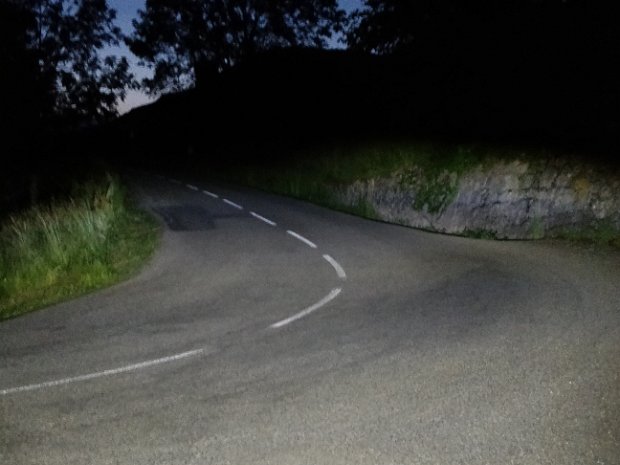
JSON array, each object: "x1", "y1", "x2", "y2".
[{"x1": 1, "y1": 173, "x2": 619, "y2": 465}]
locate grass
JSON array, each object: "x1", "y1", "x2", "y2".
[
  {"x1": 224, "y1": 139, "x2": 490, "y2": 217},
  {"x1": 0, "y1": 173, "x2": 159, "y2": 320},
  {"x1": 463, "y1": 228, "x2": 499, "y2": 240},
  {"x1": 278, "y1": 140, "x2": 489, "y2": 185},
  {"x1": 215, "y1": 139, "x2": 620, "y2": 247},
  {"x1": 552, "y1": 219, "x2": 620, "y2": 248}
]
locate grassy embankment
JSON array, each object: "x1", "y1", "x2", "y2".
[
  {"x1": 0, "y1": 174, "x2": 158, "y2": 320},
  {"x1": 222, "y1": 140, "x2": 620, "y2": 247},
  {"x1": 225, "y1": 140, "x2": 498, "y2": 217}
]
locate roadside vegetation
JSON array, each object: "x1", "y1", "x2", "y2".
[
  {"x1": 225, "y1": 139, "x2": 492, "y2": 215},
  {"x1": 554, "y1": 220, "x2": 620, "y2": 249},
  {"x1": 0, "y1": 174, "x2": 158, "y2": 320},
  {"x1": 220, "y1": 139, "x2": 620, "y2": 248},
  {"x1": 249, "y1": 140, "x2": 488, "y2": 184}
]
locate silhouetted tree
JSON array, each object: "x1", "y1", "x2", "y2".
[
  {"x1": 20, "y1": 0, "x2": 134, "y2": 124},
  {"x1": 0, "y1": 0, "x2": 45, "y2": 211},
  {"x1": 346, "y1": 0, "x2": 620, "y2": 144},
  {"x1": 348, "y1": 1, "x2": 620, "y2": 62},
  {"x1": 1, "y1": 0, "x2": 134, "y2": 211},
  {"x1": 127, "y1": 0, "x2": 345, "y2": 94},
  {"x1": 0, "y1": 1, "x2": 41, "y2": 138}
]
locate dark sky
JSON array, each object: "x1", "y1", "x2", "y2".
[
  {"x1": 111, "y1": 0, "x2": 362, "y2": 28},
  {"x1": 109, "y1": 0, "x2": 363, "y2": 113}
]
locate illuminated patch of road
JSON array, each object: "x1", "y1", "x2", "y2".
[
  {"x1": 176, "y1": 179, "x2": 347, "y2": 327},
  {"x1": 0, "y1": 177, "x2": 353, "y2": 395}
]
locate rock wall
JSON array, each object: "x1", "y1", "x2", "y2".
[{"x1": 334, "y1": 159, "x2": 620, "y2": 239}]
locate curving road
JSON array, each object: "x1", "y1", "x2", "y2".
[{"x1": 1, "y1": 173, "x2": 619, "y2": 465}]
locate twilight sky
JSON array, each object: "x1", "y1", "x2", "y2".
[{"x1": 108, "y1": 0, "x2": 363, "y2": 114}]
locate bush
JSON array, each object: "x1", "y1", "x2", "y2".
[{"x1": 0, "y1": 174, "x2": 158, "y2": 320}]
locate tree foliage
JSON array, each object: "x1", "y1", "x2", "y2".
[
  {"x1": 5, "y1": 0, "x2": 134, "y2": 124},
  {"x1": 127, "y1": 0, "x2": 345, "y2": 94},
  {"x1": 345, "y1": 0, "x2": 620, "y2": 152},
  {"x1": 348, "y1": 0, "x2": 620, "y2": 59},
  {"x1": 1, "y1": 0, "x2": 134, "y2": 211},
  {"x1": 0, "y1": 1, "x2": 41, "y2": 138}
]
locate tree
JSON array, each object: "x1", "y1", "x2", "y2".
[
  {"x1": 0, "y1": 0, "x2": 43, "y2": 210},
  {"x1": 347, "y1": 1, "x2": 515, "y2": 56},
  {"x1": 0, "y1": 0, "x2": 41, "y2": 137},
  {"x1": 347, "y1": 0, "x2": 423, "y2": 55},
  {"x1": 347, "y1": 1, "x2": 620, "y2": 58},
  {"x1": 346, "y1": 1, "x2": 620, "y2": 149},
  {"x1": 127, "y1": 0, "x2": 345, "y2": 94},
  {"x1": 23, "y1": 0, "x2": 134, "y2": 123},
  {"x1": 1, "y1": 0, "x2": 134, "y2": 210}
]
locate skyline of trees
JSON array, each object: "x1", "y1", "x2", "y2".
[
  {"x1": 1, "y1": 0, "x2": 135, "y2": 125},
  {"x1": 126, "y1": 0, "x2": 345, "y2": 94},
  {"x1": 3, "y1": 0, "x2": 619, "y2": 123},
  {"x1": 2, "y1": 0, "x2": 618, "y2": 213}
]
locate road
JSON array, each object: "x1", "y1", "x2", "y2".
[{"x1": 1, "y1": 173, "x2": 619, "y2": 465}]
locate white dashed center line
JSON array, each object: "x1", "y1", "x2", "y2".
[
  {"x1": 186, "y1": 184, "x2": 199, "y2": 191},
  {"x1": 286, "y1": 230, "x2": 317, "y2": 249},
  {"x1": 323, "y1": 254, "x2": 347, "y2": 280},
  {"x1": 203, "y1": 190, "x2": 219, "y2": 199},
  {"x1": 223, "y1": 199, "x2": 243, "y2": 210},
  {"x1": 250, "y1": 211, "x2": 277, "y2": 226}
]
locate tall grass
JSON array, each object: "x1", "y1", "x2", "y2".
[
  {"x1": 225, "y1": 140, "x2": 490, "y2": 217},
  {"x1": 224, "y1": 140, "x2": 620, "y2": 247},
  {"x1": 234, "y1": 140, "x2": 489, "y2": 189},
  {"x1": 0, "y1": 174, "x2": 158, "y2": 320}
]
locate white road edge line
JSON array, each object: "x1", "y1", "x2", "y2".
[
  {"x1": 286, "y1": 230, "x2": 317, "y2": 249},
  {"x1": 0, "y1": 349, "x2": 204, "y2": 396},
  {"x1": 270, "y1": 288, "x2": 342, "y2": 329},
  {"x1": 203, "y1": 190, "x2": 219, "y2": 199},
  {"x1": 250, "y1": 211, "x2": 277, "y2": 226},
  {"x1": 186, "y1": 184, "x2": 199, "y2": 191},
  {"x1": 223, "y1": 198, "x2": 243, "y2": 210},
  {"x1": 323, "y1": 254, "x2": 347, "y2": 280}
]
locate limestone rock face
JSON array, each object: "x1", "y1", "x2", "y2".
[{"x1": 334, "y1": 159, "x2": 620, "y2": 239}]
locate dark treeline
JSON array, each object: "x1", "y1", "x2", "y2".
[
  {"x1": 3, "y1": 0, "x2": 620, "y2": 215},
  {"x1": 1, "y1": 0, "x2": 132, "y2": 216},
  {"x1": 111, "y1": 0, "x2": 620, "y2": 171},
  {"x1": 347, "y1": 0, "x2": 620, "y2": 149},
  {"x1": 1, "y1": 0, "x2": 344, "y2": 215}
]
